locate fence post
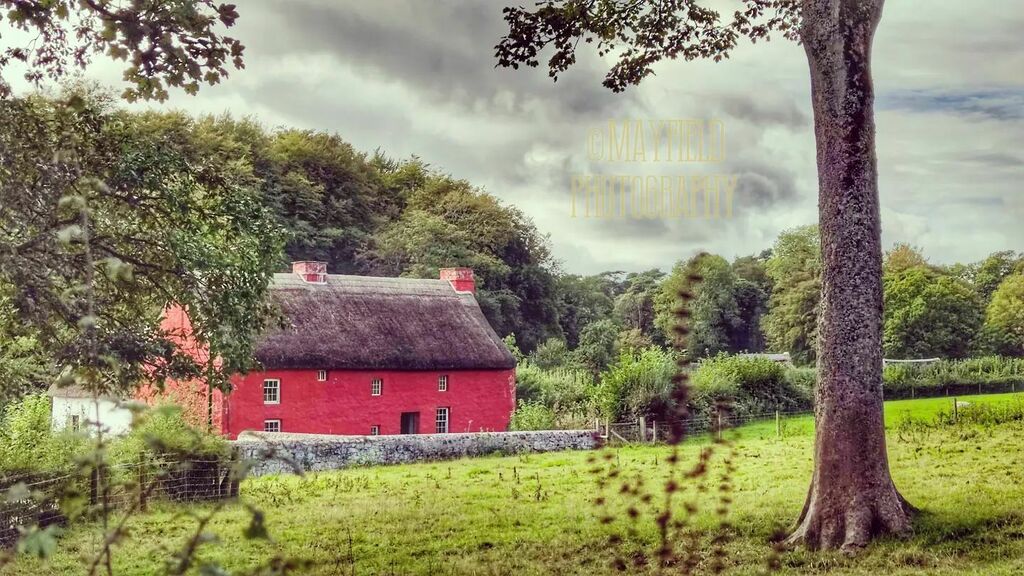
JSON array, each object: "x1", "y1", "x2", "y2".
[
  {"x1": 953, "y1": 397, "x2": 958, "y2": 423},
  {"x1": 639, "y1": 417, "x2": 646, "y2": 444},
  {"x1": 716, "y1": 411, "x2": 722, "y2": 441},
  {"x1": 651, "y1": 420, "x2": 657, "y2": 443},
  {"x1": 89, "y1": 467, "x2": 99, "y2": 506},
  {"x1": 138, "y1": 454, "x2": 147, "y2": 512},
  {"x1": 604, "y1": 418, "x2": 610, "y2": 439},
  {"x1": 775, "y1": 410, "x2": 781, "y2": 438}
]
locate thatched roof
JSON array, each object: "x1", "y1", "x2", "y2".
[
  {"x1": 46, "y1": 382, "x2": 123, "y2": 401},
  {"x1": 255, "y1": 274, "x2": 515, "y2": 371}
]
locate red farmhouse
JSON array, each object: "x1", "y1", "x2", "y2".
[{"x1": 154, "y1": 263, "x2": 516, "y2": 438}]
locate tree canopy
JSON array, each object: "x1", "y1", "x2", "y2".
[
  {"x1": 984, "y1": 274, "x2": 1024, "y2": 357},
  {"x1": 762, "y1": 225, "x2": 820, "y2": 364},
  {"x1": 0, "y1": 0, "x2": 244, "y2": 100},
  {"x1": 0, "y1": 90, "x2": 283, "y2": 397}
]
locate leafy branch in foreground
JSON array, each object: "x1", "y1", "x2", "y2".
[
  {"x1": 0, "y1": 0, "x2": 244, "y2": 101},
  {"x1": 587, "y1": 253, "x2": 744, "y2": 573},
  {"x1": 0, "y1": 89, "x2": 283, "y2": 401}
]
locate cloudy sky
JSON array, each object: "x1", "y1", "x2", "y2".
[{"x1": 15, "y1": 1, "x2": 1023, "y2": 274}]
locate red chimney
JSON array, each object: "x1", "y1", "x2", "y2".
[
  {"x1": 440, "y1": 267, "x2": 475, "y2": 294},
  {"x1": 292, "y1": 261, "x2": 327, "y2": 284}
]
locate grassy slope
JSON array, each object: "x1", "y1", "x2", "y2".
[{"x1": 6, "y1": 392, "x2": 1024, "y2": 575}]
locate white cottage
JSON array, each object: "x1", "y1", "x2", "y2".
[{"x1": 47, "y1": 383, "x2": 134, "y2": 436}]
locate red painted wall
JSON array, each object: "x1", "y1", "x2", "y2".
[
  {"x1": 225, "y1": 368, "x2": 516, "y2": 438},
  {"x1": 148, "y1": 304, "x2": 516, "y2": 438},
  {"x1": 136, "y1": 304, "x2": 228, "y2": 432}
]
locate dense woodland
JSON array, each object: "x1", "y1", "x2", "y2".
[{"x1": 1, "y1": 90, "x2": 1022, "y2": 409}]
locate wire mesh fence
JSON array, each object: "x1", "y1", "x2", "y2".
[
  {"x1": 1, "y1": 456, "x2": 238, "y2": 548},
  {"x1": 596, "y1": 408, "x2": 818, "y2": 445}
]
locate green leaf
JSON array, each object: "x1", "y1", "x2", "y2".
[
  {"x1": 16, "y1": 525, "x2": 61, "y2": 559},
  {"x1": 4, "y1": 482, "x2": 31, "y2": 503}
]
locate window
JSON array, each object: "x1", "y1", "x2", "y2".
[
  {"x1": 264, "y1": 419, "x2": 281, "y2": 433},
  {"x1": 435, "y1": 407, "x2": 449, "y2": 434},
  {"x1": 438, "y1": 374, "x2": 448, "y2": 392},
  {"x1": 370, "y1": 425, "x2": 380, "y2": 436},
  {"x1": 263, "y1": 379, "x2": 280, "y2": 404},
  {"x1": 371, "y1": 378, "x2": 382, "y2": 396},
  {"x1": 317, "y1": 370, "x2": 327, "y2": 382},
  {"x1": 69, "y1": 414, "x2": 81, "y2": 432}
]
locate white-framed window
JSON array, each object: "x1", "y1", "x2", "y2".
[
  {"x1": 438, "y1": 374, "x2": 448, "y2": 392},
  {"x1": 435, "y1": 407, "x2": 449, "y2": 434},
  {"x1": 371, "y1": 378, "x2": 382, "y2": 396},
  {"x1": 263, "y1": 379, "x2": 280, "y2": 404},
  {"x1": 264, "y1": 419, "x2": 281, "y2": 433},
  {"x1": 317, "y1": 370, "x2": 328, "y2": 382},
  {"x1": 69, "y1": 414, "x2": 81, "y2": 432},
  {"x1": 370, "y1": 425, "x2": 380, "y2": 436}
]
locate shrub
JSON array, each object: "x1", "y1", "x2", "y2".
[
  {"x1": 529, "y1": 338, "x2": 570, "y2": 370},
  {"x1": 941, "y1": 400, "x2": 1024, "y2": 427},
  {"x1": 515, "y1": 362, "x2": 600, "y2": 423},
  {"x1": 882, "y1": 356, "x2": 1024, "y2": 398},
  {"x1": 784, "y1": 366, "x2": 816, "y2": 399},
  {"x1": 509, "y1": 401, "x2": 556, "y2": 431},
  {"x1": 690, "y1": 355, "x2": 812, "y2": 421},
  {"x1": 598, "y1": 347, "x2": 676, "y2": 421},
  {"x1": 108, "y1": 403, "x2": 229, "y2": 466},
  {"x1": 0, "y1": 394, "x2": 88, "y2": 473}
]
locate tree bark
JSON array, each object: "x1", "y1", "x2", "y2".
[{"x1": 786, "y1": 0, "x2": 914, "y2": 552}]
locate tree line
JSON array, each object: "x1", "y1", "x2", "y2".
[{"x1": 525, "y1": 227, "x2": 1022, "y2": 378}]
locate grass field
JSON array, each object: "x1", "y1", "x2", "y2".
[{"x1": 5, "y1": 392, "x2": 1024, "y2": 575}]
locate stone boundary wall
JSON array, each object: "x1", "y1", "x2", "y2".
[{"x1": 233, "y1": 430, "x2": 601, "y2": 477}]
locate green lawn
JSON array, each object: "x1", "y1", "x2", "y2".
[{"x1": 6, "y1": 392, "x2": 1024, "y2": 575}]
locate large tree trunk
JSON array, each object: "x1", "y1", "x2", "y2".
[{"x1": 786, "y1": 0, "x2": 914, "y2": 552}]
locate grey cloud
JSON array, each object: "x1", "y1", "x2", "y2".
[
  {"x1": 964, "y1": 152, "x2": 1023, "y2": 169},
  {"x1": 717, "y1": 94, "x2": 809, "y2": 130},
  {"x1": 879, "y1": 87, "x2": 1024, "y2": 120},
  {"x1": 252, "y1": 0, "x2": 641, "y2": 121}
]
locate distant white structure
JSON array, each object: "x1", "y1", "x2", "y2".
[
  {"x1": 47, "y1": 383, "x2": 134, "y2": 437},
  {"x1": 736, "y1": 352, "x2": 793, "y2": 365},
  {"x1": 882, "y1": 357, "x2": 940, "y2": 366}
]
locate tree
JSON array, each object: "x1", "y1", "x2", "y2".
[
  {"x1": 731, "y1": 255, "x2": 772, "y2": 352},
  {"x1": 882, "y1": 267, "x2": 983, "y2": 359},
  {"x1": 655, "y1": 254, "x2": 742, "y2": 359},
  {"x1": 972, "y1": 251, "x2": 1023, "y2": 302},
  {"x1": 983, "y1": 274, "x2": 1024, "y2": 357},
  {"x1": 615, "y1": 327, "x2": 653, "y2": 355},
  {"x1": 0, "y1": 0, "x2": 244, "y2": 100},
  {"x1": 0, "y1": 91, "x2": 282, "y2": 397},
  {"x1": 613, "y1": 270, "x2": 665, "y2": 344},
  {"x1": 530, "y1": 337, "x2": 571, "y2": 369},
  {"x1": 762, "y1": 225, "x2": 821, "y2": 365},
  {"x1": 553, "y1": 273, "x2": 616, "y2": 348},
  {"x1": 0, "y1": 285, "x2": 48, "y2": 405},
  {"x1": 884, "y1": 243, "x2": 929, "y2": 275},
  {"x1": 365, "y1": 164, "x2": 560, "y2": 352},
  {"x1": 268, "y1": 129, "x2": 392, "y2": 272},
  {"x1": 570, "y1": 318, "x2": 620, "y2": 374},
  {"x1": 497, "y1": 0, "x2": 910, "y2": 549}
]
